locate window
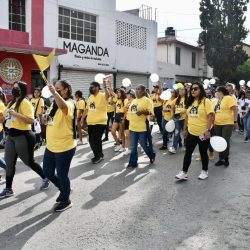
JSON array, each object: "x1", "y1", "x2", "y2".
[
  {"x1": 192, "y1": 52, "x2": 196, "y2": 68},
  {"x1": 9, "y1": 0, "x2": 26, "y2": 32},
  {"x1": 58, "y1": 7, "x2": 97, "y2": 43},
  {"x1": 176, "y1": 47, "x2": 181, "y2": 65}
]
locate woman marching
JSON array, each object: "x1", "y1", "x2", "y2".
[
  {"x1": 168, "y1": 84, "x2": 187, "y2": 154},
  {"x1": 43, "y1": 80, "x2": 77, "y2": 212},
  {"x1": 214, "y1": 86, "x2": 238, "y2": 167},
  {"x1": 0, "y1": 81, "x2": 49, "y2": 198},
  {"x1": 112, "y1": 88, "x2": 128, "y2": 152},
  {"x1": 175, "y1": 82, "x2": 214, "y2": 180}
]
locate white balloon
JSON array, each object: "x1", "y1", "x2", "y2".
[
  {"x1": 173, "y1": 84, "x2": 178, "y2": 90},
  {"x1": 247, "y1": 81, "x2": 250, "y2": 87},
  {"x1": 239, "y1": 80, "x2": 245, "y2": 86},
  {"x1": 203, "y1": 79, "x2": 210, "y2": 85},
  {"x1": 210, "y1": 79, "x2": 216, "y2": 85},
  {"x1": 95, "y1": 73, "x2": 106, "y2": 84},
  {"x1": 210, "y1": 136, "x2": 227, "y2": 152},
  {"x1": 160, "y1": 90, "x2": 172, "y2": 101},
  {"x1": 165, "y1": 120, "x2": 175, "y2": 133},
  {"x1": 232, "y1": 83, "x2": 235, "y2": 90},
  {"x1": 42, "y1": 86, "x2": 52, "y2": 99},
  {"x1": 203, "y1": 83, "x2": 208, "y2": 90},
  {"x1": 150, "y1": 73, "x2": 159, "y2": 83},
  {"x1": 122, "y1": 78, "x2": 131, "y2": 87}
]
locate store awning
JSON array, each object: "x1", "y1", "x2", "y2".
[{"x1": 0, "y1": 42, "x2": 67, "y2": 56}]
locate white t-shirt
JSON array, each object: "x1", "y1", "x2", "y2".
[{"x1": 240, "y1": 98, "x2": 250, "y2": 114}]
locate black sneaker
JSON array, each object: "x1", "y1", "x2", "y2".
[
  {"x1": 0, "y1": 188, "x2": 14, "y2": 199},
  {"x1": 244, "y1": 137, "x2": 249, "y2": 143},
  {"x1": 56, "y1": 193, "x2": 63, "y2": 203},
  {"x1": 54, "y1": 200, "x2": 72, "y2": 212},
  {"x1": 126, "y1": 164, "x2": 138, "y2": 169},
  {"x1": 224, "y1": 158, "x2": 229, "y2": 167},
  {"x1": 215, "y1": 160, "x2": 224, "y2": 166},
  {"x1": 150, "y1": 153, "x2": 156, "y2": 164},
  {"x1": 92, "y1": 157, "x2": 104, "y2": 164},
  {"x1": 159, "y1": 145, "x2": 168, "y2": 150},
  {"x1": 102, "y1": 137, "x2": 109, "y2": 142}
]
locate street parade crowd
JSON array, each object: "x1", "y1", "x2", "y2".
[{"x1": 0, "y1": 77, "x2": 249, "y2": 212}]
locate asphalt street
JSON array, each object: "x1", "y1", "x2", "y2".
[{"x1": 0, "y1": 130, "x2": 250, "y2": 250}]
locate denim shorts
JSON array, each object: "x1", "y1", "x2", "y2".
[{"x1": 114, "y1": 113, "x2": 124, "y2": 123}]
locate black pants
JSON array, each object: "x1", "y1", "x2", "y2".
[
  {"x1": 5, "y1": 131, "x2": 45, "y2": 189},
  {"x1": 105, "y1": 112, "x2": 114, "y2": 138},
  {"x1": 88, "y1": 125, "x2": 106, "y2": 158},
  {"x1": 183, "y1": 133, "x2": 210, "y2": 173},
  {"x1": 154, "y1": 106, "x2": 163, "y2": 132}
]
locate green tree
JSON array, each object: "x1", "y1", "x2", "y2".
[
  {"x1": 198, "y1": 0, "x2": 249, "y2": 84},
  {"x1": 231, "y1": 59, "x2": 250, "y2": 83}
]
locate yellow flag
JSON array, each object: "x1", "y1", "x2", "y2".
[
  {"x1": 177, "y1": 82, "x2": 184, "y2": 89},
  {"x1": 32, "y1": 49, "x2": 55, "y2": 72}
]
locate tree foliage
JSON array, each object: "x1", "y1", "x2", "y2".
[{"x1": 198, "y1": 0, "x2": 249, "y2": 84}]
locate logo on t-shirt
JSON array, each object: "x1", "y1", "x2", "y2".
[
  {"x1": 189, "y1": 106, "x2": 199, "y2": 117},
  {"x1": 177, "y1": 103, "x2": 184, "y2": 109},
  {"x1": 130, "y1": 104, "x2": 138, "y2": 114},
  {"x1": 117, "y1": 103, "x2": 121, "y2": 109},
  {"x1": 165, "y1": 104, "x2": 171, "y2": 112},
  {"x1": 89, "y1": 102, "x2": 96, "y2": 111}
]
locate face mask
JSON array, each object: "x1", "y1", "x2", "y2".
[
  {"x1": 89, "y1": 87, "x2": 94, "y2": 95},
  {"x1": 12, "y1": 88, "x2": 20, "y2": 97}
]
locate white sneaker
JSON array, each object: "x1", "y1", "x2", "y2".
[
  {"x1": 175, "y1": 171, "x2": 188, "y2": 180},
  {"x1": 198, "y1": 170, "x2": 208, "y2": 180},
  {"x1": 114, "y1": 145, "x2": 122, "y2": 152},
  {"x1": 119, "y1": 147, "x2": 126, "y2": 153},
  {"x1": 124, "y1": 149, "x2": 131, "y2": 156},
  {"x1": 168, "y1": 146, "x2": 176, "y2": 154}
]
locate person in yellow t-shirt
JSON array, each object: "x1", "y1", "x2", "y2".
[
  {"x1": 0, "y1": 81, "x2": 48, "y2": 199},
  {"x1": 75, "y1": 90, "x2": 86, "y2": 145},
  {"x1": 43, "y1": 80, "x2": 77, "y2": 212},
  {"x1": 127, "y1": 85, "x2": 155, "y2": 168},
  {"x1": 111, "y1": 88, "x2": 128, "y2": 152},
  {"x1": 159, "y1": 89, "x2": 177, "y2": 150},
  {"x1": 151, "y1": 83, "x2": 163, "y2": 133},
  {"x1": 103, "y1": 94, "x2": 115, "y2": 142},
  {"x1": 175, "y1": 83, "x2": 214, "y2": 181},
  {"x1": 82, "y1": 80, "x2": 110, "y2": 164},
  {"x1": 30, "y1": 88, "x2": 45, "y2": 149},
  {"x1": 214, "y1": 86, "x2": 238, "y2": 167},
  {"x1": 169, "y1": 86, "x2": 187, "y2": 154}
]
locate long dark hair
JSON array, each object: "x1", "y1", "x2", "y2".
[
  {"x1": 175, "y1": 88, "x2": 187, "y2": 106},
  {"x1": 8, "y1": 81, "x2": 28, "y2": 112},
  {"x1": 32, "y1": 88, "x2": 42, "y2": 98},
  {"x1": 186, "y1": 82, "x2": 206, "y2": 108}
]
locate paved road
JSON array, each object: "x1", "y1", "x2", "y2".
[{"x1": 0, "y1": 131, "x2": 250, "y2": 250}]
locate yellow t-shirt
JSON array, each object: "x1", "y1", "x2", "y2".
[
  {"x1": 187, "y1": 98, "x2": 214, "y2": 136},
  {"x1": 6, "y1": 99, "x2": 34, "y2": 130},
  {"x1": 46, "y1": 100, "x2": 77, "y2": 153},
  {"x1": 107, "y1": 96, "x2": 115, "y2": 113},
  {"x1": 76, "y1": 99, "x2": 85, "y2": 119},
  {"x1": 30, "y1": 98, "x2": 44, "y2": 116},
  {"x1": 214, "y1": 95, "x2": 237, "y2": 125},
  {"x1": 0, "y1": 101, "x2": 6, "y2": 132},
  {"x1": 151, "y1": 93, "x2": 162, "y2": 108},
  {"x1": 128, "y1": 96, "x2": 154, "y2": 132},
  {"x1": 115, "y1": 99, "x2": 128, "y2": 114},
  {"x1": 173, "y1": 97, "x2": 186, "y2": 120},
  {"x1": 87, "y1": 92, "x2": 108, "y2": 125},
  {"x1": 163, "y1": 99, "x2": 174, "y2": 121}
]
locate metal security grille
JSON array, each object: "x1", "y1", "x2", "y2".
[
  {"x1": 115, "y1": 20, "x2": 147, "y2": 50},
  {"x1": 116, "y1": 73, "x2": 148, "y2": 89}
]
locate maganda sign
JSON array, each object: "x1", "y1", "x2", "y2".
[{"x1": 58, "y1": 38, "x2": 114, "y2": 70}]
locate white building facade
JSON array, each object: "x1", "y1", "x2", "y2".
[{"x1": 157, "y1": 37, "x2": 213, "y2": 87}]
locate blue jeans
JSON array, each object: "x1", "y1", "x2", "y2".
[
  {"x1": 172, "y1": 119, "x2": 184, "y2": 150},
  {"x1": 129, "y1": 131, "x2": 155, "y2": 166},
  {"x1": 43, "y1": 147, "x2": 76, "y2": 202},
  {"x1": 243, "y1": 114, "x2": 250, "y2": 138},
  {"x1": 0, "y1": 158, "x2": 6, "y2": 169},
  {"x1": 162, "y1": 119, "x2": 169, "y2": 146}
]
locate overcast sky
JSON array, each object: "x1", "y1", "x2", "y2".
[{"x1": 116, "y1": 0, "x2": 250, "y2": 46}]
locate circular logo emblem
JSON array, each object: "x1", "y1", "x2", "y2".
[{"x1": 0, "y1": 58, "x2": 23, "y2": 83}]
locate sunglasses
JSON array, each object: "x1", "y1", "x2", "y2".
[{"x1": 191, "y1": 87, "x2": 199, "y2": 91}]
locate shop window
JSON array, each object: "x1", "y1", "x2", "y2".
[
  {"x1": 9, "y1": 0, "x2": 26, "y2": 32},
  {"x1": 58, "y1": 6, "x2": 97, "y2": 43},
  {"x1": 115, "y1": 20, "x2": 147, "y2": 50}
]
